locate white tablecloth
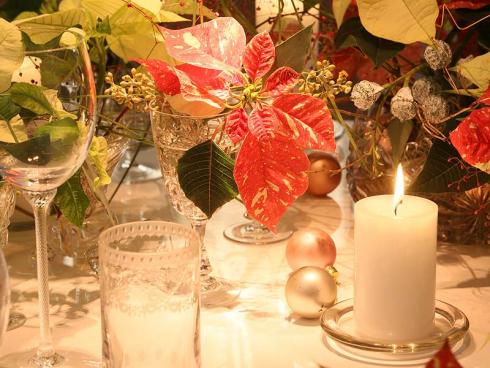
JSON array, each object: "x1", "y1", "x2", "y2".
[{"x1": 1, "y1": 149, "x2": 489, "y2": 368}]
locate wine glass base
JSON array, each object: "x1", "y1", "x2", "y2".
[
  {"x1": 223, "y1": 222, "x2": 293, "y2": 245},
  {"x1": 7, "y1": 312, "x2": 27, "y2": 331},
  {"x1": 201, "y1": 275, "x2": 240, "y2": 307},
  {"x1": 0, "y1": 349, "x2": 101, "y2": 368}
]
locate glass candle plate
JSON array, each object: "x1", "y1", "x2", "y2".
[{"x1": 320, "y1": 298, "x2": 469, "y2": 363}]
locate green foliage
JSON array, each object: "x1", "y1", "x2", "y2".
[
  {"x1": 0, "y1": 134, "x2": 51, "y2": 165},
  {"x1": 177, "y1": 140, "x2": 238, "y2": 218},
  {"x1": 0, "y1": 95, "x2": 21, "y2": 122},
  {"x1": 387, "y1": 119, "x2": 414, "y2": 168},
  {"x1": 335, "y1": 18, "x2": 404, "y2": 67},
  {"x1": 409, "y1": 139, "x2": 490, "y2": 193},
  {"x1": 0, "y1": 19, "x2": 25, "y2": 93},
  {"x1": 10, "y1": 82, "x2": 55, "y2": 115},
  {"x1": 270, "y1": 25, "x2": 313, "y2": 74},
  {"x1": 54, "y1": 170, "x2": 90, "y2": 227},
  {"x1": 34, "y1": 117, "x2": 79, "y2": 144},
  {"x1": 39, "y1": 50, "x2": 78, "y2": 89}
]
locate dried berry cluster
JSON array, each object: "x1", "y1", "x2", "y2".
[
  {"x1": 104, "y1": 68, "x2": 159, "y2": 111},
  {"x1": 298, "y1": 60, "x2": 352, "y2": 99}
]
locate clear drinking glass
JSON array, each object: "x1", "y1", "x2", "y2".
[
  {"x1": 99, "y1": 221, "x2": 200, "y2": 368},
  {"x1": 0, "y1": 30, "x2": 96, "y2": 367},
  {"x1": 0, "y1": 246, "x2": 10, "y2": 347},
  {"x1": 151, "y1": 107, "x2": 239, "y2": 305},
  {"x1": 0, "y1": 182, "x2": 27, "y2": 330}
]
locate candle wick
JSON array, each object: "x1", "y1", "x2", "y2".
[{"x1": 394, "y1": 199, "x2": 403, "y2": 216}]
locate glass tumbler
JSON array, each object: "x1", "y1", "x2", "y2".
[{"x1": 98, "y1": 221, "x2": 200, "y2": 368}]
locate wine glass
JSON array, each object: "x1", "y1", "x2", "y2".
[
  {"x1": 151, "y1": 107, "x2": 239, "y2": 306},
  {"x1": 0, "y1": 30, "x2": 97, "y2": 367}
]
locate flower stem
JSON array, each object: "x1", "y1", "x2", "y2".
[{"x1": 328, "y1": 96, "x2": 358, "y2": 153}]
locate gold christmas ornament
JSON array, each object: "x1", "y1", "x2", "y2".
[
  {"x1": 285, "y1": 266, "x2": 337, "y2": 319},
  {"x1": 286, "y1": 228, "x2": 336, "y2": 270},
  {"x1": 307, "y1": 152, "x2": 341, "y2": 196}
]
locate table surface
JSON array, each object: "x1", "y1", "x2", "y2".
[{"x1": 1, "y1": 143, "x2": 489, "y2": 368}]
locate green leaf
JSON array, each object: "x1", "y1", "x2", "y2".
[
  {"x1": 0, "y1": 134, "x2": 52, "y2": 165},
  {"x1": 357, "y1": 0, "x2": 438, "y2": 44},
  {"x1": 332, "y1": 0, "x2": 351, "y2": 27},
  {"x1": 0, "y1": 95, "x2": 21, "y2": 122},
  {"x1": 335, "y1": 18, "x2": 404, "y2": 67},
  {"x1": 387, "y1": 120, "x2": 414, "y2": 168},
  {"x1": 14, "y1": 8, "x2": 86, "y2": 44},
  {"x1": 162, "y1": 0, "x2": 216, "y2": 19},
  {"x1": 54, "y1": 170, "x2": 89, "y2": 227},
  {"x1": 0, "y1": 115, "x2": 28, "y2": 143},
  {"x1": 34, "y1": 117, "x2": 79, "y2": 145},
  {"x1": 409, "y1": 139, "x2": 490, "y2": 193},
  {"x1": 10, "y1": 82, "x2": 55, "y2": 115},
  {"x1": 106, "y1": 5, "x2": 171, "y2": 62},
  {"x1": 0, "y1": 19, "x2": 24, "y2": 93},
  {"x1": 270, "y1": 25, "x2": 313, "y2": 74},
  {"x1": 95, "y1": 16, "x2": 111, "y2": 35},
  {"x1": 453, "y1": 51, "x2": 490, "y2": 89},
  {"x1": 158, "y1": 9, "x2": 190, "y2": 22},
  {"x1": 40, "y1": 51, "x2": 78, "y2": 89},
  {"x1": 301, "y1": 0, "x2": 320, "y2": 12},
  {"x1": 177, "y1": 140, "x2": 238, "y2": 217},
  {"x1": 88, "y1": 135, "x2": 111, "y2": 188}
]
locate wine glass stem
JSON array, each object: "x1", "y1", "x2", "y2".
[
  {"x1": 190, "y1": 220, "x2": 212, "y2": 279},
  {"x1": 23, "y1": 190, "x2": 57, "y2": 361}
]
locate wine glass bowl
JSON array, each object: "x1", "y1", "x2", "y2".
[{"x1": 0, "y1": 29, "x2": 97, "y2": 367}]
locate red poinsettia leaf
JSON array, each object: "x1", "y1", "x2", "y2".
[
  {"x1": 442, "y1": 0, "x2": 490, "y2": 10},
  {"x1": 225, "y1": 108, "x2": 249, "y2": 144},
  {"x1": 161, "y1": 17, "x2": 246, "y2": 72},
  {"x1": 173, "y1": 68, "x2": 225, "y2": 112},
  {"x1": 426, "y1": 340, "x2": 463, "y2": 368},
  {"x1": 263, "y1": 67, "x2": 299, "y2": 96},
  {"x1": 272, "y1": 94, "x2": 336, "y2": 151},
  {"x1": 247, "y1": 105, "x2": 285, "y2": 142},
  {"x1": 136, "y1": 59, "x2": 180, "y2": 95},
  {"x1": 478, "y1": 84, "x2": 490, "y2": 106},
  {"x1": 450, "y1": 107, "x2": 490, "y2": 173},
  {"x1": 234, "y1": 133, "x2": 309, "y2": 231},
  {"x1": 243, "y1": 32, "x2": 276, "y2": 81},
  {"x1": 175, "y1": 64, "x2": 229, "y2": 101}
]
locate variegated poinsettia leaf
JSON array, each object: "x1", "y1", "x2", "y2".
[
  {"x1": 272, "y1": 93, "x2": 336, "y2": 152},
  {"x1": 225, "y1": 108, "x2": 249, "y2": 144},
  {"x1": 262, "y1": 66, "x2": 299, "y2": 97},
  {"x1": 162, "y1": 17, "x2": 246, "y2": 72},
  {"x1": 233, "y1": 133, "x2": 309, "y2": 231},
  {"x1": 243, "y1": 31, "x2": 276, "y2": 81},
  {"x1": 425, "y1": 340, "x2": 463, "y2": 368}
]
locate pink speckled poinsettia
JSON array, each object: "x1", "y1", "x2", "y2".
[
  {"x1": 138, "y1": 19, "x2": 335, "y2": 231},
  {"x1": 229, "y1": 32, "x2": 335, "y2": 230},
  {"x1": 450, "y1": 86, "x2": 490, "y2": 173}
]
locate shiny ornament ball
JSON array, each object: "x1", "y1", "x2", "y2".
[
  {"x1": 307, "y1": 152, "x2": 341, "y2": 196},
  {"x1": 285, "y1": 266, "x2": 337, "y2": 319},
  {"x1": 286, "y1": 229, "x2": 336, "y2": 270}
]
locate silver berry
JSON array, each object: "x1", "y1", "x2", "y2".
[
  {"x1": 424, "y1": 40, "x2": 452, "y2": 70},
  {"x1": 391, "y1": 87, "x2": 417, "y2": 121},
  {"x1": 411, "y1": 77, "x2": 440, "y2": 103},
  {"x1": 421, "y1": 95, "x2": 449, "y2": 124},
  {"x1": 350, "y1": 80, "x2": 384, "y2": 110}
]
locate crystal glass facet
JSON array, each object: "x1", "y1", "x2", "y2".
[
  {"x1": 150, "y1": 107, "x2": 238, "y2": 304},
  {"x1": 99, "y1": 221, "x2": 200, "y2": 368},
  {"x1": 0, "y1": 30, "x2": 96, "y2": 367}
]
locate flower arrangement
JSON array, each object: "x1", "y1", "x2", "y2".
[{"x1": 105, "y1": 15, "x2": 352, "y2": 230}]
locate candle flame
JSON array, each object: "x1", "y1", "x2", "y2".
[{"x1": 393, "y1": 164, "x2": 404, "y2": 216}]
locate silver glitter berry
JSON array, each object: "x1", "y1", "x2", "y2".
[
  {"x1": 421, "y1": 95, "x2": 449, "y2": 124},
  {"x1": 411, "y1": 77, "x2": 440, "y2": 103},
  {"x1": 391, "y1": 87, "x2": 417, "y2": 121},
  {"x1": 424, "y1": 40, "x2": 452, "y2": 70},
  {"x1": 350, "y1": 80, "x2": 384, "y2": 110}
]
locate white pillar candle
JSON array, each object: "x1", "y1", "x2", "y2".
[{"x1": 354, "y1": 167, "x2": 438, "y2": 342}]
